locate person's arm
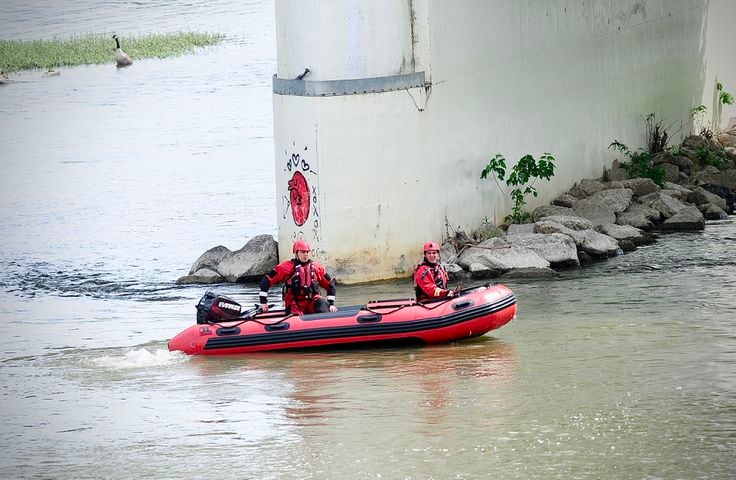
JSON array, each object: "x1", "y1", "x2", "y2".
[
  {"x1": 415, "y1": 266, "x2": 438, "y2": 298},
  {"x1": 317, "y1": 265, "x2": 337, "y2": 311},
  {"x1": 259, "y1": 262, "x2": 291, "y2": 312}
]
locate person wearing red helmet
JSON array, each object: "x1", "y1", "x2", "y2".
[
  {"x1": 259, "y1": 239, "x2": 337, "y2": 315},
  {"x1": 413, "y1": 241, "x2": 455, "y2": 302}
]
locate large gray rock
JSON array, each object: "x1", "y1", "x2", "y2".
[
  {"x1": 457, "y1": 238, "x2": 550, "y2": 273},
  {"x1": 596, "y1": 223, "x2": 654, "y2": 251},
  {"x1": 568, "y1": 229, "x2": 621, "y2": 257},
  {"x1": 692, "y1": 169, "x2": 736, "y2": 192},
  {"x1": 718, "y1": 126, "x2": 736, "y2": 148},
  {"x1": 552, "y1": 193, "x2": 578, "y2": 208},
  {"x1": 609, "y1": 178, "x2": 660, "y2": 198},
  {"x1": 568, "y1": 178, "x2": 607, "y2": 199},
  {"x1": 217, "y1": 234, "x2": 279, "y2": 282},
  {"x1": 467, "y1": 262, "x2": 501, "y2": 279},
  {"x1": 188, "y1": 245, "x2": 232, "y2": 274},
  {"x1": 440, "y1": 242, "x2": 459, "y2": 264},
  {"x1": 506, "y1": 223, "x2": 536, "y2": 235},
  {"x1": 638, "y1": 192, "x2": 688, "y2": 219},
  {"x1": 180, "y1": 234, "x2": 279, "y2": 284},
  {"x1": 567, "y1": 178, "x2": 606, "y2": 198},
  {"x1": 661, "y1": 206, "x2": 705, "y2": 230},
  {"x1": 682, "y1": 135, "x2": 708, "y2": 151},
  {"x1": 702, "y1": 203, "x2": 728, "y2": 220},
  {"x1": 540, "y1": 215, "x2": 594, "y2": 231},
  {"x1": 176, "y1": 268, "x2": 226, "y2": 285},
  {"x1": 444, "y1": 263, "x2": 466, "y2": 281},
  {"x1": 616, "y1": 203, "x2": 661, "y2": 230},
  {"x1": 700, "y1": 183, "x2": 735, "y2": 212},
  {"x1": 660, "y1": 182, "x2": 692, "y2": 201},
  {"x1": 687, "y1": 186, "x2": 728, "y2": 210},
  {"x1": 504, "y1": 232, "x2": 580, "y2": 268},
  {"x1": 533, "y1": 205, "x2": 574, "y2": 221},
  {"x1": 659, "y1": 163, "x2": 680, "y2": 183},
  {"x1": 572, "y1": 188, "x2": 634, "y2": 226},
  {"x1": 653, "y1": 152, "x2": 693, "y2": 170},
  {"x1": 534, "y1": 219, "x2": 620, "y2": 258}
]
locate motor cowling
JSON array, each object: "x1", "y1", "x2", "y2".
[{"x1": 196, "y1": 291, "x2": 242, "y2": 324}]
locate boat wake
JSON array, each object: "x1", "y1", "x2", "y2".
[
  {"x1": 90, "y1": 347, "x2": 189, "y2": 370},
  {"x1": 0, "y1": 260, "x2": 191, "y2": 301}
]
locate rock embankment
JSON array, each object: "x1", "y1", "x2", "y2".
[{"x1": 441, "y1": 132, "x2": 736, "y2": 280}]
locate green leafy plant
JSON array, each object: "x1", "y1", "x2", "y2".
[
  {"x1": 608, "y1": 140, "x2": 665, "y2": 186},
  {"x1": 480, "y1": 153, "x2": 556, "y2": 224},
  {"x1": 717, "y1": 82, "x2": 734, "y2": 106},
  {"x1": 694, "y1": 146, "x2": 726, "y2": 168},
  {"x1": 643, "y1": 112, "x2": 671, "y2": 154},
  {"x1": 695, "y1": 82, "x2": 735, "y2": 137},
  {"x1": 690, "y1": 104, "x2": 712, "y2": 138}
]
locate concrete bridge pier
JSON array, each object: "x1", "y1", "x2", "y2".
[{"x1": 271, "y1": 0, "x2": 733, "y2": 284}]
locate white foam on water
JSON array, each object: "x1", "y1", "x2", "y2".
[{"x1": 92, "y1": 347, "x2": 188, "y2": 370}]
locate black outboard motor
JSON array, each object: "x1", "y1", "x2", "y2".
[{"x1": 196, "y1": 291, "x2": 243, "y2": 324}]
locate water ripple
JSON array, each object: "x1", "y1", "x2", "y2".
[{"x1": 0, "y1": 260, "x2": 190, "y2": 301}]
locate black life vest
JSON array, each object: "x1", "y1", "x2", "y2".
[
  {"x1": 285, "y1": 259, "x2": 320, "y2": 300},
  {"x1": 414, "y1": 260, "x2": 448, "y2": 299}
]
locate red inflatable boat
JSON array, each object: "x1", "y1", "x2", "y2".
[{"x1": 168, "y1": 283, "x2": 517, "y2": 355}]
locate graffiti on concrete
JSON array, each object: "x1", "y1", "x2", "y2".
[
  {"x1": 282, "y1": 146, "x2": 321, "y2": 241},
  {"x1": 288, "y1": 170, "x2": 310, "y2": 226}
]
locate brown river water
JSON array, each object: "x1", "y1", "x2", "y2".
[{"x1": 1, "y1": 1, "x2": 734, "y2": 478}]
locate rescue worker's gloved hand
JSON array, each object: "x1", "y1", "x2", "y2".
[
  {"x1": 329, "y1": 305, "x2": 338, "y2": 312},
  {"x1": 447, "y1": 290, "x2": 456, "y2": 297},
  {"x1": 261, "y1": 303, "x2": 269, "y2": 313}
]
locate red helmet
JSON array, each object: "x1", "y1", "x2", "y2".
[
  {"x1": 423, "y1": 241, "x2": 440, "y2": 253},
  {"x1": 292, "y1": 239, "x2": 311, "y2": 253}
]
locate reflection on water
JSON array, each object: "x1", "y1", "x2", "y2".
[{"x1": 187, "y1": 338, "x2": 517, "y2": 431}]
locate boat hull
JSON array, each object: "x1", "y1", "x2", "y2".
[{"x1": 168, "y1": 284, "x2": 516, "y2": 355}]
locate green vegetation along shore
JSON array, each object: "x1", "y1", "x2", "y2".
[{"x1": 0, "y1": 32, "x2": 225, "y2": 73}]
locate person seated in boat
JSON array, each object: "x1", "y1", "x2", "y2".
[
  {"x1": 259, "y1": 239, "x2": 338, "y2": 315},
  {"x1": 414, "y1": 241, "x2": 455, "y2": 302}
]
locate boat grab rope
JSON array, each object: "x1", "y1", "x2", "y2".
[
  {"x1": 361, "y1": 296, "x2": 453, "y2": 315},
  {"x1": 206, "y1": 313, "x2": 295, "y2": 328},
  {"x1": 360, "y1": 303, "x2": 411, "y2": 315}
]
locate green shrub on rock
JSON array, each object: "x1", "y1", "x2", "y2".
[
  {"x1": 608, "y1": 140, "x2": 666, "y2": 187},
  {"x1": 480, "y1": 152, "x2": 556, "y2": 224}
]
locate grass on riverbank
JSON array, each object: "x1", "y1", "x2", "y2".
[{"x1": 0, "y1": 32, "x2": 225, "y2": 73}]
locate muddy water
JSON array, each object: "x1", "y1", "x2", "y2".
[{"x1": 1, "y1": 1, "x2": 735, "y2": 478}]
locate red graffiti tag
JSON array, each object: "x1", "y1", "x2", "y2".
[{"x1": 288, "y1": 171, "x2": 310, "y2": 226}]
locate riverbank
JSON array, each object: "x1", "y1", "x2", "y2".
[
  {"x1": 440, "y1": 131, "x2": 736, "y2": 281},
  {"x1": 178, "y1": 126, "x2": 736, "y2": 286}
]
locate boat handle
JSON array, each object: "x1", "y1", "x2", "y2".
[
  {"x1": 452, "y1": 300, "x2": 474, "y2": 310},
  {"x1": 265, "y1": 322, "x2": 290, "y2": 331},
  {"x1": 216, "y1": 326, "x2": 241, "y2": 336},
  {"x1": 357, "y1": 314, "x2": 382, "y2": 323}
]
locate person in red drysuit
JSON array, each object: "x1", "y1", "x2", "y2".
[
  {"x1": 413, "y1": 241, "x2": 455, "y2": 302},
  {"x1": 259, "y1": 239, "x2": 337, "y2": 315}
]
